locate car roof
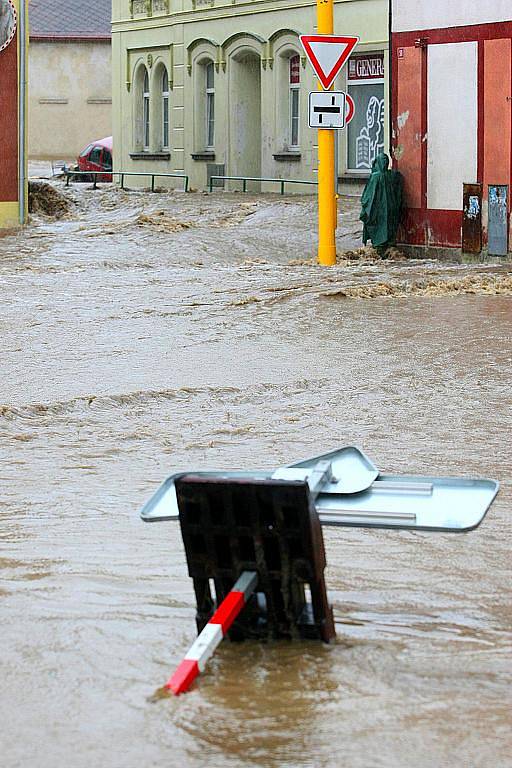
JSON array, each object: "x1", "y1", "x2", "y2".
[{"x1": 90, "y1": 136, "x2": 113, "y2": 151}]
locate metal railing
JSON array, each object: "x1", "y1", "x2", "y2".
[
  {"x1": 65, "y1": 170, "x2": 105, "y2": 189},
  {"x1": 51, "y1": 160, "x2": 68, "y2": 177},
  {"x1": 117, "y1": 171, "x2": 189, "y2": 193},
  {"x1": 65, "y1": 169, "x2": 189, "y2": 193},
  {"x1": 209, "y1": 175, "x2": 318, "y2": 195}
]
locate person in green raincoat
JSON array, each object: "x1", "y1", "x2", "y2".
[{"x1": 359, "y1": 153, "x2": 403, "y2": 254}]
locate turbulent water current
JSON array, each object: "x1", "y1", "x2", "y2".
[{"x1": 1, "y1": 181, "x2": 511, "y2": 767}]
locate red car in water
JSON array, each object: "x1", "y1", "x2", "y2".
[{"x1": 77, "y1": 136, "x2": 113, "y2": 182}]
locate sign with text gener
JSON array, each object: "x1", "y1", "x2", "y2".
[{"x1": 348, "y1": 54, "x2": 385, "y2": 81}]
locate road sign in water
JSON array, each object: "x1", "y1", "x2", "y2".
[
  {"x1": 142, "y1": 446, "x2": 499, "y2": 695},
  {"x1": 140, "y1": 446, "x2": 499, "y2": 533}
]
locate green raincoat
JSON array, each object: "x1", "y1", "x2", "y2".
[{"x1": 360, "y1": 154, "x2": 403, "y2": 250}]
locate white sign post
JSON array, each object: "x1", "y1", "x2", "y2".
[
  {"x1": 308, "y1": 91, "x2": 355, "y2": 130},
  {"x1": 309, "y1": 92, "x2": 345, "y2": 129}
]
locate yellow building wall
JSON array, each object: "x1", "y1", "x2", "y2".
[{"x1": 0, "y1": 202, "x2": 21, "y2": 229}]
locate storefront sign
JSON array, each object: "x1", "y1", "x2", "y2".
[
  {"x1": 290, "y1": 55, "x2": 300, "y2": 85},
  {"x1": 348, "y1": 54, "x2": 384, "y2": 81}
]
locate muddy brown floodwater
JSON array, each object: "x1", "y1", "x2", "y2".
[{"x1": 1, "y1": 182, "x2": 511, "y2": 768}]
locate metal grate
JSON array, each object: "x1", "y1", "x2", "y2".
[{"x1": 175, "y1": 476, "x2": 335, "y2": 643}]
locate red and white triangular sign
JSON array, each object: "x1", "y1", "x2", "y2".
[{"x1": 300, "y1": 35, "x2": 359, "y2": 90}]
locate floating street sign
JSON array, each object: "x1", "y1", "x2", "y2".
[
  {"x1": 158, "y1": 474, "x2": 335, "y2": 694},
  {"x1": 141, "y1": 446, "x2": 499, "y2": 695},
  {"x1": 300, "y1": 34, "x2": 359, "y2": 90},
  {"x1": 140, "y1": 446, "x2": 499, "y2": 532},
  {"x1": 309, "y1": 91, "x2": 356, "y2": 129},
  {"x1": 309, "y1": 91, "x2": 346, "y2": 129},
  {"x1": 173, "y1": 474, "x2": 335, "y2": 642}
]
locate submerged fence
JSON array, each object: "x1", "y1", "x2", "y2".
[
  {"x1": 209, "y1": 175, "x2": 318, "y2": 194},
  {"x1": 65, "y1": 170, "x2": 189, "y2": 193},
  {"x1": 64, "y1": 170, "x2": 319, "y2": 196}
]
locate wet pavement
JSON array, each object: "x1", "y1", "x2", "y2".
[{"x1": 1, "y1": 181, "x2": 511, "y2": 767}]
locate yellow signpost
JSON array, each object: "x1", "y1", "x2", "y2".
[
  {"x1": 316, "y1": 0, "x2": 336, "y2": 266},
  {"x1": 302, "y1": 5, "x2": 358, "y2": 265}
]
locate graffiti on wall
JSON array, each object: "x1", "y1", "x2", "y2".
[{"x1": 356, "y1": 96, "x2": 385, "y2": 169}]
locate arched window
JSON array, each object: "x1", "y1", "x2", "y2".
[
  {"x1": 162, "y1": 69, "x2": 170, "y2": 150},
  {"x1": 289, "y1": 54, "x2": 300, "y2": 148},
  {"x1": 143, "y1": 69, "x2": 150, "y2": 151},
  {"x1": 205, "y1": 61, "x2": 215, "y2": 148}
]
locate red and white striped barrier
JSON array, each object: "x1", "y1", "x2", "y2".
[{"x1": 166, "y1": 571, "x2": 258, "y2": 695}]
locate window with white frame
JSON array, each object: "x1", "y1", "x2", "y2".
[
  {"x1": 162, "y1": 68, "x2": 170, "y2": 150},
  {"x1": 289, "y1": 54, "x2": 300, "y2": 148},
  {"x1": 143, "y1": 69, "x2": 150, "y2": 150},
  {"x1": 206, "y1": 61, "x2": 215, "y2": 149}
]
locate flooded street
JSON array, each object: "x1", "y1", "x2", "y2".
[{"x1": 1, "y1": 182, "x2": 511, "y2": 767}]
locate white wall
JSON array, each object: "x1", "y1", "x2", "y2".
[
  {"x1": 392, "y1": 0, "x2": 512, "y2": 32},
  {"x1": 427, "y1": 42, "x2": 478, "y2": 210}
]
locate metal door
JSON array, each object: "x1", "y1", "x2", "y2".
[
  {"x1": 488, "y1": 185, "x2": 508, "y2": 256},
  {"x1": 462, "y1": 183, "x2": 482, "y2": 254}
]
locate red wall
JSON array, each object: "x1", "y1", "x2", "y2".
[
  {"x1": 483, "y1": 37, "x2": 511, "y2": 242},
  {"x1": 396, "y1": 46, "x2": 423, "y2": 210},
  {"x1": 392, "y1": 21, "x2": 512, "y2": 249},
  {"x1": 0, "y1": 29, "x2": 19, "y2": 203}
]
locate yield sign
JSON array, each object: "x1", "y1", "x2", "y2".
[{"x1": 300, "y1": 35, "x2": 359, "y2": 90}]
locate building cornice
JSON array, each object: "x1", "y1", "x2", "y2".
[
  {"x1": 31, "y1": 34, "x2": 111, "y2": 43},
  {"x1": 112, "y1": 0, "x2": 379, "y2": 32}
]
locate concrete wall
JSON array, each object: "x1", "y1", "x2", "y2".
[
  {"x1": 29, "y1": 40, "x2": 112, "y2": 159},
  {"x1": 112, "y1": 0, "x2": 389, "y2": 192},
  {"x1": 392, "y1": 0, "x2": 512, "y2": 32}
]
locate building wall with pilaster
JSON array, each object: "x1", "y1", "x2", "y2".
[{"x1": 112, "y1": 0, "x2": 388, "y2": 192}]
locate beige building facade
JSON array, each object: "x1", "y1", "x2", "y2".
[
  {"x1": 29, "y1": 41, "x2": 111, "y2": 159},
  {"x1": 29, "y1": 0, "x2": 112, "y2": 160},
  {"x1": 112, "y1": 0, "x2": 389, "y2": 191}
]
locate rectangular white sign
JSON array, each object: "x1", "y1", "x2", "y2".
[{"x1": 308, "y1": 91, "x2": 346, "y2": 129}]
